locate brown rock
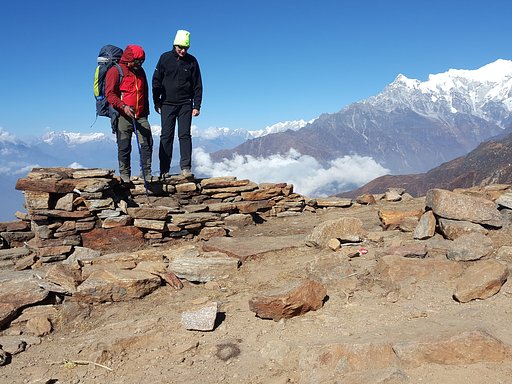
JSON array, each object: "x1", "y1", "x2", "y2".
[
  {"x1": 81, "y1": 226, "x2": 144, "y2": 252},
  {"x1": 127, "y1": 207, "x2": 172, "y2": 220},
  {"x1": 169, "y1": 250, "x2": 240, "y2": 283},
  {"x1": 206, "y1": 202, "x2": 237, "y2": 213},
  {"x1": 84, "y1": 198, "x2": 115, "y2": 212},
  {"x1": 202, "y1": 234, "x2": 303, "y2": 262},
  {"x1": 299, "y1": 341, "x2": 398, "y2": 381},
  {"x1": 74, "y1": 269, "x2": 161, "y2": 303},
  {"x1": 74, "y1": 178, "x2": 116, "y2": 193},
  {"x1": 223, "y1": 213, "x2": 254, "y2": 229},
  {"x1": 0, "y1": 272, "x2": 50, "y2": 327},
  {"x1": 23, "y1": 191, "x2": 50, "y2": 209},
  {"x1": 375, "y1": 255, "x2": 465, "y2": 289},
  {"x1": 382, "y1": 244, "x2": 427, "y2": 258},
  {"x1": 378, "y1": 208, "x2": 423, "y2": 230},
  {"x1": 393, "y1": 329, "x2": 512, "y2": 368},
  {"x1": 426, "y1": 188, "x2": 502, "y2": 227},
  {"x1": 0, "y1": 220, "x2": 30, "y2": 232},
  {"x1": 171, "y1": 212, "x2": 221, "y2": 227},
  {"x1": 307, "y1": 217, "x2": 367, "y2": 248},
  {"x1": 36, "y1": 245, "x2": 73, "y2": 258},
  {"x1": 241, "y1": 187, "x2": 283, "y2": 201},
  {"x1": 249, "y1": 279, "x2": 327, "y2": 321},
  {"x1": 315, "y1": 198, "x2": 352, "y2": 208},
  {"x1": 236, "y1": 200, "x2": 273, "y2": 214},
  {"x1": 197, "y1": 227, "x2": 227, "y2": 240},
  {"x1": 28, "y1": 209, "x2": 92, "y2": 220},
  {"x1": 25, "y1": 316, "x2": 53, "y2": 337},
  {"x1": 159, "y1": 271, "x2": 184, "y2": 289},
  {"x1": 356, "y1": 194, "x2": 377, "y2": 205},
  {"x1": 133, "y1": 218, "x2": 166, "y2": 231},
  {"x1": 16, "y1": 177, "x2": 77, "y2": 193},
  {"x1": 438, "y1": 218, "x2": 488, "y2": 240},
  {"x1": 55, "y1": 193, "x2": 75, "y2": 211},
  {"x1": 453, "y1": 260, "x2": 509, "y2": 302},
  {"x1": 446, "y1": 232, "x2": 493, "y2": 261},
  {"x1": 72, "y1": 168, "x2": 114, "y2": 179},
  {"x1": 45, "y1": 264, "x2": 82, "y2": 292},
  {"x1": 0, "y1": 231, "x2": 35, "y2": 248},
  {"x1": 413, "y1": 211, "x2": 436, "y2": 239},
  {"x1": 175, "y1": 182, "x2": 197, "y2": 193},
  {"x1": 200, "y1": 177, "x2": 249, "y2": 188},
  {"x1": 102, "y1": 215, "x2": 132, "y2": 228}
]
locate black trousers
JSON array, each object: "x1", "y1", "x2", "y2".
[{"x1": 159, "y1": 103, "x2": 192, "y2": 174}]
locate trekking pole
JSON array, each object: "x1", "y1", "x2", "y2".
[{"x1": 131, "y1": 117, "x2": 151, "y2": 205}]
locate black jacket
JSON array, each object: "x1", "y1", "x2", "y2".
[{"x1": 152, "y1": 49, "x2": 203, "y2": 110}]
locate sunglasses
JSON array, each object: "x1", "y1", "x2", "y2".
[
  {"x1": 133, "y1": 59, "x2": 144, "y2": 65},
  {"x1": 176, "y1": 45, "x2": 188, "y2": 50}
]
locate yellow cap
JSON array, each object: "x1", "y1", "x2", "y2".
[{"x1": 173, "y1": 30, "x2": 190, "y2": 47}]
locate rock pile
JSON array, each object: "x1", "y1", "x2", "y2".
[{"x1": 2, "y1": 167, "x2": 353, "y2": 269}]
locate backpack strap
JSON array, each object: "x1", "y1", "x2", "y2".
[
  {"x1": 114, "y1": 63, "x2": 124, "y2": 87},
  {"x1": 114, "y1": 63, "x2": 124, "y2": 101}
]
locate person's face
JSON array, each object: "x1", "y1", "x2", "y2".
[
  {"x1": 129, "y1": 59, "x2": 144, "y2": 70},
  {"x1": 175, "y1": 45, "x2": 188, "y2": 57}
]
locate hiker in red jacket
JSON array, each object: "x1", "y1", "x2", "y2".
[{"x1": 105, "y1": 44, "x2": 153, "y2": 183}]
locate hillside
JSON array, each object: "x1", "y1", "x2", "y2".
[
  {"x1": 339, "y1": 132, "x2": 512, "y2": 198},
  {"x1": 1, "y1": 169, "x2": 512, "y2": 383}
]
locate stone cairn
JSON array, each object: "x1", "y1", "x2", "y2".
[{"x1": 0, "y1": 167, "x2": 352, "y2": 269}]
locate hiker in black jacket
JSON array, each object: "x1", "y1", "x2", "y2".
[{"x1": 152, "y1": 29, "x2": 203, "y2": 178}]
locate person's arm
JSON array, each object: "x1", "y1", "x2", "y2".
[
  {"x1": 105, "y1": 67, "x2": 134, "y2": 118},
  {"x1": 192, "y1": 59, "x2": 203, "y2": 112},
  {"x1": 152, "y1": 58, "x2": 163, "y2": 113},
  {"x1": 105, "y1": 67, "x2": 124, "y2": 110}
]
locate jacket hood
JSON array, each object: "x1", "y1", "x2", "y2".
[{"x1": 121, "y1": 45, "x2": 145, "y2": 63}]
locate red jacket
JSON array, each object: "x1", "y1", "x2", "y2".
[{"x1": 105, "y1": 45, "x2": 150, "y2": 119}]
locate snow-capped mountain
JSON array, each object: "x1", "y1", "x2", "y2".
[
  {"x1": 367, "y1": 59, "x2": 512, "y2": 127},
  {"x1": 247, "y1": 119, "x2": 315, "y2": 138},
  {"x1": 213, "y1": 59, "x2": 512, "y2": 174}
]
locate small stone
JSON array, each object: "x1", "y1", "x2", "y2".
[{"x1": 181, "y1": 301, "x2": 219, "y2": 331}]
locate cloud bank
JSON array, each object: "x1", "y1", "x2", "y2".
[{"x1": 193, "y1": 148, "x2": 389, "y2": 197}]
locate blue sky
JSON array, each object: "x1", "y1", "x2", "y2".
[{"x1": 2, "y1": 0, "x2": 512, "y2": 138}]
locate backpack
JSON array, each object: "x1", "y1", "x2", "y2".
[{"x1": 93, "y1": 45, "x2": 124, "y2": 131}]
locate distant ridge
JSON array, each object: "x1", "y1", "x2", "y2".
[{"x1": 338, "y1": 132, "x2": 512, "y2": 198}]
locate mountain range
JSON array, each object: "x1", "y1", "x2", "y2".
[{"x1": 212, "y1": 59, "x2": 512, "y2": 174}]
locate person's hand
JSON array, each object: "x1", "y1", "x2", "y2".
[
  {"x1": 192, "y1": 108, "x2": 200, "y2": 117},
  {"x1": 123, "y1": 105, "x2": 135, "y2": 118}
]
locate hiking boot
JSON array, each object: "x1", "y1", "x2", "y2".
[
  {"x1": 160, "y1": 172, "x2": 170, "y2": 181},
  {"x1": 181, "y1": 168, "x2": 193, "y2": 178}
]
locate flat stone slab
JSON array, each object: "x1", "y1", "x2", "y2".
[{"x1": 201, "y1": 234, "x2": 305, "y2": 262}]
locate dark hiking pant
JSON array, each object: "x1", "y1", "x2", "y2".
[
  {"x1": 116, "y1": 115, "x2": 153, "y2": 178},
  {"x1": 159, "y1": 103, "x2": 192, "y2": 174}
]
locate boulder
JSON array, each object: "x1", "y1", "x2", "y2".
[{"x1": 249, "y1": 279, "x2": 327, "y2": 321}]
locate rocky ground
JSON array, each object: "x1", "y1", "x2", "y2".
[{"x1": 1, "y1": 192, "x2": 512, "y2": 384}]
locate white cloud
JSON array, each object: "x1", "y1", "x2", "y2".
[
  {"x1": 193, "y1": 148, "x2": 389, "y2": 197},
  {"x1": 0, "y1": 127, "x2": 17, "y2": 143},
  {"x1": 0, "y1": 163, "x2": 39, "y2": 176},
  {"x1": 68, "y1": 162, "x2": 84, "y2": 168}
]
